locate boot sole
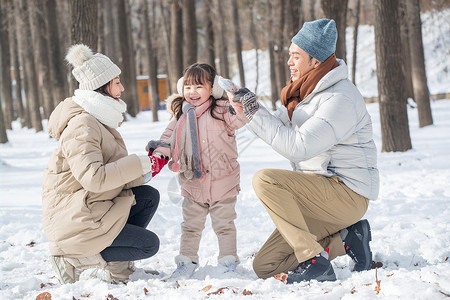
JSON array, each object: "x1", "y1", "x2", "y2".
[{"x1": 354, "y1": 219, "x2": 372, "y2": 272}]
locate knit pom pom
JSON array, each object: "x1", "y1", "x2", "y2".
[
  {"x1": 66, "y1": 44, "x2": 94, "y2": 67},
  {"x1": 198, "y1": 173, "x2": 205, "y2": 182},
  {"x1": 171, "y1": 162, "x2": 180, "y2": 172},
  {"x1": 194, "y1": 170, "x2": 202, "y2": 179},
  {"x1": 184, "y1": 170, "x2": 193, "y2": 179}
]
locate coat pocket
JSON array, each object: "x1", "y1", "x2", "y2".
[{"x1": 211, "y1": 153, "x2": 237, "y2": 180}]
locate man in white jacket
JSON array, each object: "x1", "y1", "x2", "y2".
[{"x1": 226, "y1": 19, "x2": 379, "y2": 284}]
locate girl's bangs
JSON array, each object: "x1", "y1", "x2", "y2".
[{"x1": 184, "y1": 68, "x2": 211, "y2": 86}]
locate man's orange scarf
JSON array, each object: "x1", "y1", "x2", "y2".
[{"x1": 281, "y1": 54, "x2": 339, "y2": 119}]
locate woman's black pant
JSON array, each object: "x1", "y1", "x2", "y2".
[{"x1": 100, "y1": 185, "x2": 160, "y2": 262}]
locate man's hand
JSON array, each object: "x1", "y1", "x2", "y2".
[{"x1": 233, "y1": 88, "x2": 259, "y2": 120}]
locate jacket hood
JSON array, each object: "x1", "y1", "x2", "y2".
[
  {"x1": 48, "y1": 98, "x2": 85, "y2": 139},
  {"x1": 164, "y1": 93, "x2": 182, "y2": 115}
]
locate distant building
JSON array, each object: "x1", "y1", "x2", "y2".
[{"x1": 136, "y1": 75, "x2": 168, "y2": 111}]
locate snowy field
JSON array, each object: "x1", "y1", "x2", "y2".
[
  {"x1": 1, "y1": 97, "x2": 450, "y2": 299},
  {"x1": 1, "y1": 8, "x2": 450, "y2": 300}
]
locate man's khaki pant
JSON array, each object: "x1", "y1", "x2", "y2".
[
  {"x1": 252, "y1": 169, "x2": 369, "y2": 279},
  {"x1": 180, "y1": 196, "x2": 238, "y2": 264}
]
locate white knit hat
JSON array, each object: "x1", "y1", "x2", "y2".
[{"x1": 65, "y1": 44, "x2": 121, "y2": 91}]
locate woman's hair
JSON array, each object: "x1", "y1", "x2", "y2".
[
  {"x1": 95, "y1": 80, "x2": 113, "y2": 98},
  {"x1": 171, "y1": 63, "x2": 225, "y2": 121}
]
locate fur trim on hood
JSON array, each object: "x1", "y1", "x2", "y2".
[{"x1": 164, "y1": 93, "x2": 183, "y2": 115}]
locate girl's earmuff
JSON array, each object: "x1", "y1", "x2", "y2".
[{"x1": 176, "y1": 76, "x2": 224, "y2": 99}]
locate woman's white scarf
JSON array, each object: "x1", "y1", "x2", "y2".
[{"x1": 72, "y1": 89, "x2": 127, "y2": 129}]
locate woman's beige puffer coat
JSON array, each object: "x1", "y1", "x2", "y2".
[{"x1": 42, "y1": 98, "x2": 145, "y2": 257}]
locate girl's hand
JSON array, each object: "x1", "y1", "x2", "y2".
[
  {"x1": 229, "y1": 96, "x2": 244, "y2": 115},
  {"x1": 218, "y1": 77, "x2": 249, "y2": 116},
  {"x1": 218, "y1": 77, "x2": 240, "y2": 94}
]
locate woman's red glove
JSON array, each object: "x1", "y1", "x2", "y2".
[{"x1": 148, "y1": 151, "x2": 169, "y2": 177}]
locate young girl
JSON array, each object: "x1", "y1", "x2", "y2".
[{"x1": 147, "y1": 63, "x2": 247, "y2": 279}]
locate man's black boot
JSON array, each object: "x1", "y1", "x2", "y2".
[
  {"x1": 279, "y1": 253, "x2": 336, "y2": 284},
  {"x1": 342, "y1": 219, "x2": 372, "y2": 271}
]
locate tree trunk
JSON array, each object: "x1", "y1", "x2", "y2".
[
  {"x1": 216, "y1": 0, "x2": 229, "y2": 78},
  {"x1": 0, "y1": 97, "x2": 8, "y2": 143},
  {"x1": 287, "y1": 0, "x2": 303, "y2": 38},
  {"x1": 21, "y1": 67, "x2": 32, "y2": 129},
  {"x1": 320, "y1": 0, "x2": 348, "y2": 62},
  {"x1": 309, "y1": 0, "x2": 316, "y2": 21},
  {"x1": 70, "y1": 0, "x2": 98, "y2": 94},
  {"x1": 204, "y1": 0, "x2": 216, "y2": 70},
  {"x1": 351, "y1": 0, "x2": 360, "y2": 85},
  {"x1": 273, "y1": 0, "x2": 287, "y2": 97},
  {"x1": 267, "y1": 0, "x2": 278, "y2": 110},
  {"x1": 97, "y1": 0, "x2": 105, "y2": 53},
  {"x1": 8, "y1": 1, "x2": 24, "y2": 127},
  {"x1": 0, "y1": 98, "x2": 7, "y2": 143},
  {"x1": 16, "y1": 0, "x2": 43, "y2": 132},
  {"x1": 143, "y1": 0, "x2": 159, "y2": 121},
  {"x1": 70, "y1": 0, "x2": 98, "y2": 49},
  {"x1": 231, "y1": 0, "x2": 245, "y2": 87},
  {"x1": 29, "y1": 0, "x2": 54, "y2": 119},
  {"x1": 116, "y1": 0, "x2": 139, "y2": 116},
  {"x1": 158, "y1": 0, "x2": 173, "y2": 93},
  {"x1": 133, "y1": 1, "x2": 145, "y2": 76},
  {"x1": 406, "y1": 0, "x2": 433, "y2": 127},
  {"x1": 0, "y1": 0, "x2": 9, "y2": 142},
  {"x1": 182, "y1": 0, "x2": 197, "y2": 67},
  {"x1": 248, "y1": 0, "x2": 259, "y2": 95},
  {"x1": 45, "y1": 0, "x2": 69, "y2": 108},
  {"x1": 169, "y1": 0, "x2": 183, "y2": 92},
  {"x1": 103, "y1": 0, "x2": 119, "y2": 63},
  {"x1": 398, "y1": 0, "x2": 414, "y2": 100},
  {"x1": 374, "y1": 0, "x2": 411, "y2": 152},
  {"x1": 0, "y1": 0, "x2": 13, "y2": 129}
]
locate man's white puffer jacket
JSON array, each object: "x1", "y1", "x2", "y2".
[{"x1": 247, "y1": 59, "x2": 379, "y2": 200}]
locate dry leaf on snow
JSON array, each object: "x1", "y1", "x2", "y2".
[
  {"x1": 374, "y1": 268, "x2": 381, "y2": 295},
  {"x1": 200, "y1": 285, "x2": 212, "y2": 292},
  {"x1": 207, "y1": 287, "x2": 228, "y2": 296},
  {"x1": 36, "y1": 292, "x2": 52, "y2": 300},
  {"x1": 242, "y1": 289, "x2": 253, "y2": 295}
]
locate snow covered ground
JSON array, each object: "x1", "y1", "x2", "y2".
[
  {"x1": 1, "y1": 8, "x2": 449, "y2": 300},
  {"x1": 1, "y1": 97, "x2": 450, "y2": 300}
]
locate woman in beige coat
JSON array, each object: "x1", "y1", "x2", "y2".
[{"x1": 42, "y1": 44, "x2": 165, "y2": 284}]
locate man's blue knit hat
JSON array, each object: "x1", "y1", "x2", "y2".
[{"x1": 291, "y1": 19, "x2": 337, "y2": 62}]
